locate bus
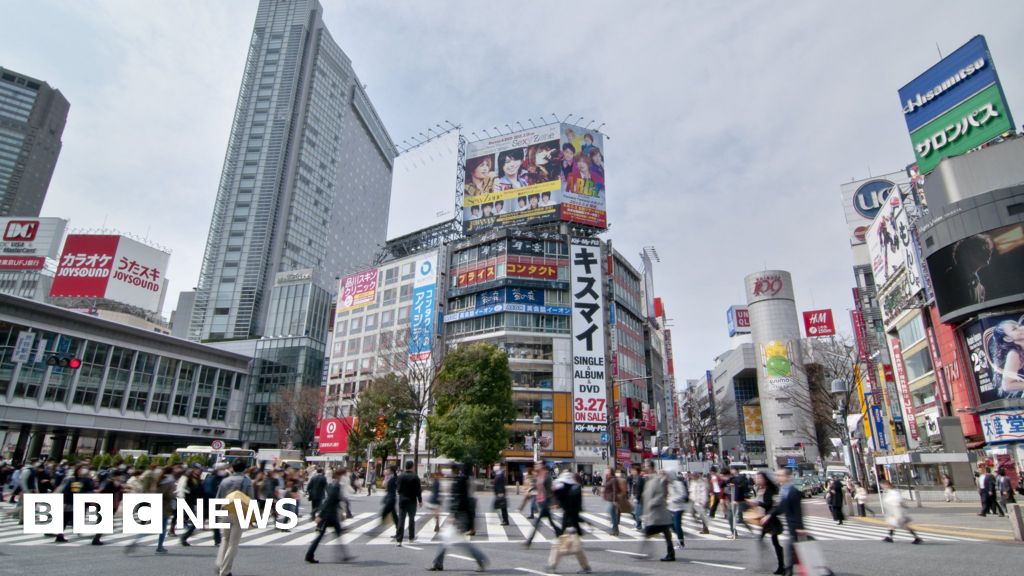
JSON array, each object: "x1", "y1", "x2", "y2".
[{"x1": 174, "y1": 445, "x2": 255, "y2": 468}]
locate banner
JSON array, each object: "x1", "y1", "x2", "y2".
[
  {"x1": 337, "y1": 268, "x2": 378, "y2": 312},
  {"x1": 571, "y1": 237, "x2": 607, "y2": 432},
  {"x1": 962, "y1": 311, "x2": 1024, "y2": 404},
  {"x1": 317, "y1": 417, "x2": 353, "y2": 453},
  {"x1": 50, "y1": 235, "x2": 169, "y2": 313},
  {"x1": 408, "y1": 253, "x2": 437, "y2": 363},
  {"x1": 889, "y1": 338, "x2": 920, "y2": 440},
  {"x1": 802, "y1": 309, "x2": 836, "y2": 337}
]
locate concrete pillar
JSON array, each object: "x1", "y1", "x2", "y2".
[
  {"x1": 12, "y1": 424, "x2": 31, "y2": 465},
  {"x1": 27, "y1": 429, "x2": 46, "y2": 460},
  {"x1": 51, "y1": 432, "x2": 68, "y2": 460},
  {"x1": 744, "y1": 270, "x2": 820, "y2": 467},
  {"x1": 102, "y1": 432, "x2": 118, "y2": 454},
  {"x1": 67, "y1": 431, "x2": 80, "y2": 457}
]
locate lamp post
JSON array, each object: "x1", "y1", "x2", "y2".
[
  {"x1": 831, "y1": 378, "x2": 861, "y2": 484},
  {"x1": 532, "y1": 414, "x2": 542, "y2": 463}
]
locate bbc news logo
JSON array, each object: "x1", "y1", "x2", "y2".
[
  {"x1": 4, "y1": 220, "x2": 39, "y2": 242},
  {"x1": 22, "y1": 495, "x2": 299, "y2": 535}
]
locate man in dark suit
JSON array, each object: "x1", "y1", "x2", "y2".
[
  {"x1": 763, "y1": 468, "x2": 803, "y2": 576},
  {"x1": 978, "y1": 467, "x2": 998, "y2": 516},
  {"x1": 429, "y1": 463, "x2": 487, "y2": 572},
  {"x1": 306, "y1": 468, "x2": 353, "y2": 564},
  {"x1": 493, "y1": 464, "x2": 509, "y2": 525},
  {"x1": 305, "y1": 468, "x2": 327, "y2": 521},
  {"x1": 396, "y1": 460, "x2": 422, "y2": 546}
]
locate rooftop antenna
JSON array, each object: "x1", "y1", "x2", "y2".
[
  {"x1": 514, "y1": 121, "x2": 524, "y2": 130},
  {"x1": 527, "y1": 118, "x2": 537, "y2": 127},
  {"x1": 586, "y1": 120, "x2": 596, "y2": 129},
  {"x1": 505, "y1": 123, "x2": 513, "y2": 133}
]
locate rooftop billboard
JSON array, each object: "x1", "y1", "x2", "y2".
[
  {"x1": 49, "y1": 234, "x2": 170, "y2": 313},
  {"x1": 461, "y1": 123, "x2": 606, "y2": 234},
  {"x1": 838, "y1": 172, "x2": 907, "y2": 246}
]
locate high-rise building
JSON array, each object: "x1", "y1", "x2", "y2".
[
  {"x1": 190, "y1": 0, "x2": 395, "y2": 342},
  {"x1": 0, "y1": 67, "x2": 69, "y2": 217}
]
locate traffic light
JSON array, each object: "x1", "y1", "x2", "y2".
[{"x1": 46, "y1": 353, "x2": 81, "y2": 369}]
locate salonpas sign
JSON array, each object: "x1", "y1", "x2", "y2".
[{"x1": 898, "y1": 35, "x2": 1015, "y2": 174}]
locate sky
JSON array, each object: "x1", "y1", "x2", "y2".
[{"x1": 3, "y1": 0, "x2": 1023, "y2": 383}]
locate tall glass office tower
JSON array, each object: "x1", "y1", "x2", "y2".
[{"x1": 191, "y1": 0, "x2": 395, "y2": 342}]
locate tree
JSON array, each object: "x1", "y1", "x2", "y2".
[
  {"x1": 788, "y1": 335, "x2": 861, "y2": 459},
  {"x1": 427, "y1": 343, "x2": 515, "y2": 467},
  {"x1": 677, "y1": 381, "x2": 737, "y2": 458},
  {"x1": 269, "y1": 385, "x2": 323, "y2": 455},
  {"x1": 346, "y1": 373, "x2": 418, "y2": 469}
]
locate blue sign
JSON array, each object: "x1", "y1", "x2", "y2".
[
  {"x1": 898, "y1": 35, "x2": 1000, "y2": 133},
  {"x1": 443, "y1": 303, "x2": 570, "y2": 323},
  {"x1": 475, "y1": 287, "x2": 545, "y2": 308},
  {"x1": 852, "y1": 179, "x2": 896, "y2": 220},
  {"x1": 870, "y1": 405, "x2": 889, "y2": 451},
  {"x1": 408, "y1": 254, "x2": 438, "y2": 362},
  {"x1": 600, "y1": 432, "x2": 609, "y2": 443},
  {"x1": 786, "y1": 457, "x2": 797, "y2": 468}
]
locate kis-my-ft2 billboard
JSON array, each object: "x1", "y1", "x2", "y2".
[{"x1": 898, "y1": 35, "x2": 1014, "y2": 174}]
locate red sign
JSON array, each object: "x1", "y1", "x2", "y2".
[
  {"x1": 890, "y1": 338, "x2": 920, "y2": 440},
  {"x1": 4, "y1": 220, "x2": 39, "y2": 241},
  {"x1": 0, "y1": 256, "x2": 44, "y2": 269},
  {"x1": 735, "y1": 308, "x2": 750, "y2": 328},
  {"x1": 317, "y1": 417, "x2": 353, "y2": 453},
  {"x1": 506, "y1": 258, "x2": 558, "y2": 280},
  {"x1": 455, "y1": 263, "x2": 496, "y2": 287},
  {"x1": 751, "y1": 274, "x2": 784, "y2": 297},
  {"x1": 50, "y1": 235, "x2": 120, "y2": 298},
  {"x1": 803, "y1": 309, "x2": 836, "y2": 337}
]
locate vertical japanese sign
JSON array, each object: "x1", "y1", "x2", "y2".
[
  {"x1": 889, "y1": 338, "x2": 920, "y2": 441},
  {"x1": 408, "y1": 252, "x2": 437, "y2": 363},
  {"x1": 571, "y1": 237, "x2": 607, "y2": 432},
  {"x1": 337, "y1": 268, "x2": 379, "y2": 311}
]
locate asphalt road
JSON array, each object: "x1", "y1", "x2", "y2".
[{"x1": 0, "y1": 491, "x2": 1016, "y2": 575}]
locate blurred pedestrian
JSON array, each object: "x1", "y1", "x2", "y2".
[
  {"x1": 305, "y1": 467, "x2": 353, "y2": 564},
  {"x1": 881, "y1": 479, "x2": 922, "y2": 544},
  {"x1": 429, "y1": 463, "x2": 487, "y2": 572},
  {"x1": 638, "y1": 461, "x2": 674, "y2": 562},
  {"x1": 762, "y1": 468, "x2": 803, "y2": 575},
  {"x1": 667, "y1": 470, "x2": 689, "y2": 548},
  {"x1": 689, "y1": 472, "x2": 710, "y2": 534},
  {"x1": 396, "y1": 460, "x2": 422, "y2": 546},
  {"x1": 750, "y1": 471, "x2": 784, "y2": 576}
]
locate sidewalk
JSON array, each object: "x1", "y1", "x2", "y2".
[{"x1": 850, "y1": 500, "x2": 1018, "y2": 541}]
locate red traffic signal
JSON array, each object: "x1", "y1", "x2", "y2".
[{"x1": 46, "y1": 354, "x2": 82, "y2": 370}]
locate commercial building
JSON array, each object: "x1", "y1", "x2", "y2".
[
  {"x1": 0, "y1": 67, "x2": 68, "y2": 217},
  {"x1": 0, "y1": 293, "x2": 251, "y2": 463},
  {"x1": 708, "y1": 343, "x2": 763, "y2": 465},
  {"x1": 189, "y1": 0, "x2": 395, "y2": 342}
]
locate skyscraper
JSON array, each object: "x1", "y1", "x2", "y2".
[
  {"x1": 0, "y1": 67, "x2": 69, "y2": 217},
  {"x1": 190, "y1": 0, "x2": 395, "y2": 342}
]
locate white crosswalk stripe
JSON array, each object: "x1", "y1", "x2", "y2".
[{"x1": 0, "y1": 503, "x2": 983, "y2": 546}]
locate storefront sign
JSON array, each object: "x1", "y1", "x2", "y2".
[{"x1": 980, "y1": 410, "x2": 1024, "y2": 444}]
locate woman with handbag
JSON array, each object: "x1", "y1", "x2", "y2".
[{"x1": 749, "y1": 471, "x2": 785, "y2": 575}]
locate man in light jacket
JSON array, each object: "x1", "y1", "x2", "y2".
[
  {"x1": 639, "y1": 461, "x2": 674, "y2": 562},
  {"x1": 215, "y1": 460, "x2": 254, "y2": 576}
]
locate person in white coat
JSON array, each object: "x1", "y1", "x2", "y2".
[{"x1": 881, "y1": 480, "x2": 922, "y2": 544}]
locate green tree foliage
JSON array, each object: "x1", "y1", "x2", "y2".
[
  {"x1": 347, "y1": 373, "x2": 417, "y2": 465},
  {"x1": 428, "y1": 343, "x2": 514, "y2": 466}
]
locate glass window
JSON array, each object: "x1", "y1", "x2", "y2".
[
  {"x1": 335, "y1": 319, "x2": 347, "y2": 336},
  {"x1": 350, "y1": 317, "x2": 362, "y2": 334},
  {"x1": 364, "y1": 313, "x2": 378, "y2": 331},
  {"x1": 73, "y1": 341, "x2": 110, "y2": 406},
  {"x1": 903, "y1": 347, "x2": 934, "y2": 382},
  {"x1": 897, "y1": 317, "x2": 925, "y2": 350},
  {"x1": 381, "y1": 309, "x2": 394, "y2": 327},
  {"x1": 126, "y1": 352, "x2": 156, "y2": 412},
  {"x1": 399, "y1": 283, "x2": 413, "y2": 302},
  {"x1": 100, "y1": 347, "x2": 134, "y2": 409}
]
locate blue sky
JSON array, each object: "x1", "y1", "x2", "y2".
[{"x1": 3, "y1": 0, "x2": 1023, "y2": 381}]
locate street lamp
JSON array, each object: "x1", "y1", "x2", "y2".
[{"x1": 532, "y1": 414, "x2": 542, "y2": 463}]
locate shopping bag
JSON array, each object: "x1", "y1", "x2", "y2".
[{"x1": 794, "y1": 536, "x2": 834, "y2": 576}]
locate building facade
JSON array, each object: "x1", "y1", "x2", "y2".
[
  {"x1": 0, "y1": 67, "x2": 68, "y2": 217},
  {"x1": 190, "y1": 0, "x2": 395, "y2": 342},
  {"x1": 0, "y1": 294, "x2": 251, "y2": 463}
]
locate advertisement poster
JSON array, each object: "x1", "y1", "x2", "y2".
[
  {"x1": 867, "y1": 192, "x2": 924, "y2": 293},
  {"x1": 802, "y1": 309, "x2": 836, "y2": 337},
  {"x1": 759, "y1": 340, "x2": 797, "y2": 392},
  {"x1": 50, "y1": 234, "x2": 169, "y2": 313},
  {"x1": 408, "y1": 253, "x2": 437, "y2": 363},
  {"x1": 838, "y1": 173, "x2": 906, "y2": 246},
  {"x1": 454, "y1": 263, "x2": 496, "y2": 288},
  {"x1": 928, "y1": 222, "x2": 1024, "y2": 321},
  {"x1": 317, "y1": 417, "x2": 353, "y2": 453},
  {"x1": 742, "y1": 404, "x2": 765, "y2": 441},
  {"x1": 0, "y1": 217, "x2": 67, "y2": 270},
  {"x1": 506, "y1": 258, "x2": 559, "y2": 281},
  {"x1": 571, "y1": 238, "x2": 607, "y2": 432},
  {"x1": 963, "y1": 311, "x2": 1024, "y2": 403},
  {"x1": 890, "y1": 338, "x2": 920, "y2": 440},
  {"x1": 338, "y1": 268, "x2": 379, "y2": 312},
  {"x1": 462, "y1": 123, "x2": 607, "y2": 234}
]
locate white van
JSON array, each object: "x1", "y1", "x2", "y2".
[{"x1": 825, "y1": 464, "x2": 851, "y2": 479}]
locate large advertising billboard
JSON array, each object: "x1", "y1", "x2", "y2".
[
  {"x1": 927, "y1": 222, "x2": 1024, "y2": 321},
  {"x1": 571, "y1": 237, "x2": 607, "y2": 433},
  {"x1": 462, "y1": 123, "x2": 606, "y2": 234},
  {"x1": 838, "y1": 173, "x2": 907, "y2": 246},
  {"x1": 963, "y1": 311, "x2": 1024, "y2": 404},
  {"x1": 337, "y1": 268, "x2": 378, "y2": 312},
  {"x1": 802, "y1": 309, "x2": 836, "y2": 337},
  {"x1": 866, "y1": 192, "x2": 927, "y2": 327},
  {"x1": 0, "y1": 218, "x2": 67, "y2": 270},
  {"x1": 726, "y1": 305, "x2": 750, "y2": 337},
  {"x1": 898, "y1": 35, "x2": 1014, "y2": 174},
  {"x1": 408, "y1": 252, "x2": 438, "y2": 363},
  {"x1": 50, "y1": 234, "x2": 170, "y2": 313}
]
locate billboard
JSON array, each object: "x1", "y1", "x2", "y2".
[
  {"x1": 838, "y1": 173, "x2": 907, "y2": 246},
  {"x1": 461, "y1": 123, "x2": 607, "y2": 234},
  {"x1": 889, "y1": 338, "x2": 920, "y2": 440},
  {"x1": 980, "y1": 409, "x2": 1024, "y2": 444},
  {"x1": 802, "y1": 309, "x2": 836, "y2": 337},
  {"x1": 0, "y1": 218, "x2": 67, "y2": 270},
  {"x1": 742, "y1": 404, "x2": 765, "y2": 441},
  {"x1": 408, "y1": 252, "x2": 438, "y2": 363},
  {"x1": 317, "y1": 417, "x2": 353, "y2": 453},
  {"x1": 50, "y1": 235, "x2": 170, "y2": 313},
  {"x1": 898, "y1": 35, "x2": 1014, "y2": 174},
  {"x1": 571, "y1": 237, "x2": 607, "y2": 432},
  {"x1": 506, "y1": 258, "x2": 559, "y2": 281},
  {"x1": 337, "y1": 268, "x2": 378, "y2": 312},
  {"x1": 759, "y1": 340, "x2": 798, "y2": 392},
  {"x1": 726, "y1": 305, "x2": 750, "y2": 337},
  {"x1": 927, "y1": 222, "x2": 1024, "y2": 321},
  {"x1": 962, "y1": 311, "x2": 1024, "y2": 404}
]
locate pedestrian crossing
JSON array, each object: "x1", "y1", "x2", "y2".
[{"x1": 0, "y1": 505, "x2": 981, "y2": 547}]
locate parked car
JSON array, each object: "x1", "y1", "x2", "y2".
[{"x1": 792, "y1": 477, "x2": 815, "y2": 498}]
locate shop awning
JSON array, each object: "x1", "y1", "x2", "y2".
[{"x1": 874, "y1": 452, "x2": 971, "y2": 465}]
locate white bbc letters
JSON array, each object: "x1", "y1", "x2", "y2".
[
  {"x1": 73, "y1": 494, "x2": 114, "y2": 534},
  {"x1": 122, "y1": 493, "x2": 163, "y2": 535},
  {"x1": 22, "y1": 494, "x2": 62, "y2": 534}
]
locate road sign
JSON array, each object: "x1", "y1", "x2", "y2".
[
  {"x1": 787, "y1": 457, "x2": 797, "y2": 467},
  {"x1": 211, "y1": 439, "x2": 224, "y2": 450},
  {"x1": 600, "y1": 432, "x2": 609, "y2": 443}
]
